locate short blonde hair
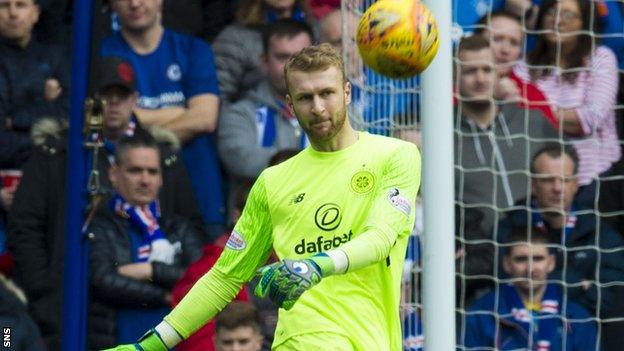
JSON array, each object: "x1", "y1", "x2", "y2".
[{"x1": 284, "y1": 43, "x2": 346, "y2": 88}]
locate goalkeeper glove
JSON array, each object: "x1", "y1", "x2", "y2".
[
  {"x1": 254, "y1": 253, "x2": 335, "y2": 310},
  {"x1": 100, "y1": 328, "x2": 168, "y2": 351}
]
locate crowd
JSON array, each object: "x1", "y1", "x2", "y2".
[{"x1": 0, "y1": 0, "x2": 623, "y2": 350}]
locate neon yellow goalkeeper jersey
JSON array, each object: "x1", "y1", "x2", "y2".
[{"x1": 214, "y1": 132, "x2": 421, "y2": 350}]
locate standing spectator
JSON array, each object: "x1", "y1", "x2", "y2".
[
  {"x1": 476, "y1": 10, "x2": 558, "y2": 128},
  {"x1": 87, "y1": 132, "x2": 203, "y2": 349},
  {"x1": 212, "y1": 0, "x2": 309, "y2": 105},
  {"x1": 455, "y1": 35, "x2": 558, "y2": 236},
  {"x1": 214, "y1": 302, "x2": 264, "y2": 351},
  {"x1": 218, "y1": 19, "x2": 313, "y2": 186},
  {"x1": 498, "y1": 144, "x2": 624, "y2": 318},
  {"x1": 7, "y1": 56, "x2": 203, "y2": 351},
  {"x1": 0, "y1": 0, "x2": 69, "y2": 170},
  {"x1": 101, "y1": 0, "x2": 225, "y2": 238},
  {"x1": 463, "y1": 228, "x2": 596, "y2": 350},
  {"x1": 512, "y1": 0, "x2": 620, "y2": 192}
]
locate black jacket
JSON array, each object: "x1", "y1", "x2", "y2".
[
  {"x1": 0, "y1": 280, "x2": 46, "y2": 351},
  {"x1": 498, "y1": 198, "x2": 624, "y2": 317},
  {"x1": 87, "y1": 205, "x2": 203, "y2": 350},
  {"x1": 7, "y1": 119, "x2": 205, "y2": 351},
  {"x1": 0, "y1": 38, "x2": 69, "y2": 169}
]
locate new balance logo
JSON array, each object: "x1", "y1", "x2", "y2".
[{"x1": 290, "y1": 193, "x2": 305, "y2": 204}]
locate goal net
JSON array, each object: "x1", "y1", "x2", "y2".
[{"x1": 341, "y1": 1, "x2": 624, "y2": 350}]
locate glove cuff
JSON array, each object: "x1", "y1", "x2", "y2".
[
  {"x1": 309, "y1": 253, "x2": 336, "y2": 277},
  {"x1": 137, "y1": 329, "x2": 169, "y2": 351}
]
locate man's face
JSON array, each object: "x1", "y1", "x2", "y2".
[
  {"x1": 99, "y1": 88, "x2": 137, "y2": 133},
  {"x1": 215, "y1": 326, "x2": 263, "y2": 351},
  {"x1": 286, "y1": 65, "x2": 351, "y2": 144},
  {"x1": 483, "y1": 16, "x2": 523, "y2": 75},
  {"x1": 110, "y1": 0, "x2": 161, "y2": 33},
  {"x1": 504, "y1": 243, "x2": 555, "y2": 296},
  {"x1": 0, "y1": 0, "x2": 39, "y2": 44},
  {"x1": 457, "y1": 48, "x2": 496, "y2": 103},
  {"x1": 261, "y1": 32, "x2": 312, "y2": 97},
  {"x1": 109, "y1": 147, "x2": 162, "y2": 206},
  {"x1": 531, "y1": 153, "x2": 578, "y2": 212}
]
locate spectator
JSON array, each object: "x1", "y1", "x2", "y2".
[
  {"x1": 101, "y1": 0, "x2": 225, "y2": 237},
  {"x1": 476, "y1": 10, "x2": 558, "y2": 128},
  {"x1": 0, "y1": 0, "x2": 70, "y2": 170},
  {"x1": 214, "y1": 302, "x2": 264, "y2": 351},
  {"x1": 212, "y1": 0, "x2": 309, "y2": 105},
  {"x1": 512, "y1": 0, "x2": 620, "y2": 191},
  {"x1": 217, "y1": 19, "x2": 313, "y2": 196},
  {"x1": 7, "y1": 56, "x2": 203, "y2": 351},
  {"x1": 455, "y1": 35, "x2": 558, "y2": 236},
  {"x1": 498, "y1": 143, "x2": 624, "y2": 317},
  {"x1": 0, "y1": 272, "x2": 45, "y2": 351},
  {"x1": 87, "y1": 132, "x2": 203, "y2": 349},
  {"x1": 463, "y1": 228, "x2": 596, "y2": 350}
]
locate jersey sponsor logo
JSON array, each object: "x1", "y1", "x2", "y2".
[
  {"x1": 294, "y1": 231, "x2": 353, "y2": 254},
  {"x1": 226, "y1": 230, "x2": 247, "y2": 251},
  {"x1": 350, "y1": 169, "x2": 375, "y2": 193},
  {"x1": 314, "y1": 203, "x2": 342, "y2": 231},
  {"x1": 138, "y1": 92, "x2": 186, "y2": 109},
  {"x1": 388, "y1": 188, "x2": 411, "y2": 216},
  {"x1": 167, "y1": 63, "x2": 182, "y2": 81}
]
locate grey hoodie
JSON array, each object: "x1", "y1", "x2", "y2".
[
  {"x1": 455, "y1": 103, "x2": 559, "y2": 235},
  {"x1": 218, "y1": 81, "x2": 304, "y2": 180}
]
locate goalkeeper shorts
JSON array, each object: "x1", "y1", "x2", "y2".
[{"x1": 274, "y1": 332, "x2": 355, "y2": 351}]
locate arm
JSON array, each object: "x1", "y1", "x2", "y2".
[
  {"x1": 569, "y1": 47, "x2": 619, "y2": 137},
  {"x1": 135, "y1": 94, "x2": 219, "y2": 143},
  {"x1": 217, "y1": 102, "x2": 275, "y2": 178},
  {"x1": 325, "y1": 143, "x2": 421, "y2": 273}
]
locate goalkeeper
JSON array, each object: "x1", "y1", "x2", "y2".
[{"x1": 104, "y1": 43, "x2": 421, "y2": 351}]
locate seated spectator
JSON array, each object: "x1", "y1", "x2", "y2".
[
  {"x1": 498, "y1": 143, "x2": 624, "y2": 317},
  {"x1": 7, "y1": 56, "x2": 203, "y2": 351},
  {"x1": 0, "y1": 272, "x2": 45, "y2": 351},
  {"x1": 212, "y1": 0, "x2": 309, "y2": 105},
  {"x1": 87, "y1": 132, "x2": 203, "y2": 349},
  {"x1": 476, "y1": 10, "x2": 558, "y2": 127},
  {"x1": 0, "y1": 0, "x2": 69, "y2": 170},
  {"x1": 101, "y1": 0, "x2": 225, "y2": 238},
  {"x1": 217, "y1": 19, "x2": 313, "y2": 197},
  {"x1": 454, "y1": 35, "x2": 558, "y2": 236},
  {"x1": 463, "y1": 228, "x2": 596, "y2": 350},
  {"x1": 214, "y1": 302, "x2": 264, "y2": 351},
  {"x1": 512, "y1": 0, "x2": 620, "y2": 193}
]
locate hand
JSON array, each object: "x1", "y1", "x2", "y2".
[
  {"x1": 44, "y1": 78, "x2": 62, "y2": 101},
  {"x1": 117, "y1": 262, "x2": 152, "y2": 281},
  {"x1": 254, "y1": 254, "x2": 334, "y2": 310},
  {"x1": 149, "y1": 239, "x2": 181, "y2": 265},
  {"x1": 494, "y1": 77, "x2": 520, "y2": 102},
  {"x1": 0, "y1": 186, "x2": 16, "y2": 211},
  {"x1": 100, "y1": 328, "x2": 169, "y2": 351}
]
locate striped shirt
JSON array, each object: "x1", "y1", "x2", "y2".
[{"x1": 513, "y1": 46, "x2": 621, "y2": 185}]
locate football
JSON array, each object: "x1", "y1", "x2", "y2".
[{"x1": 356, "y1": 0, "x2": 439, "y2": 79}]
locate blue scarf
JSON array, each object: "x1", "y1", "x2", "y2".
[
  {"x1": 500, "y1": 283, "x2": 565, "y2": 350},
  {"x1": 110, "y1": 194, "x2": 165, "y2": 262}
]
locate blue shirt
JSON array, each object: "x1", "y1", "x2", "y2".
[{"x1": 100, "y1": 30, "x2": 225, "y2": 229}]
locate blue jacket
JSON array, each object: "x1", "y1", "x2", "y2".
[
  {"x1": 463, "y1": 284, "x2": 596, "y2": 350},
  {"x1": 498, "y1": 198, "x2": 624, "y2": 317}
]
